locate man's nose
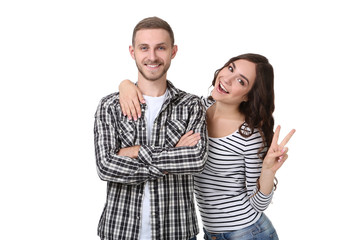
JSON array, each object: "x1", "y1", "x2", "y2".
[{"x1": 148, "y1": 49, "x2": 157, "y2": 61}]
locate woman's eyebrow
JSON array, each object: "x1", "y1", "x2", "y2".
[{"x1": 231, "y1": 62, "x2": 249, "y2": 84}]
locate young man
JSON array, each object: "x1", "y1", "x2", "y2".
[{"x1": 94, "y1": 17, "x2": 208, "y2": 240}]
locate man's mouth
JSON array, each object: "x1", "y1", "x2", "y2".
[
  {"x1": 146, "y1": 64, "x2": 160, "y2": 68},
  {"x1": 145, "y1": 62, "x2": 161, "y2": 70}
]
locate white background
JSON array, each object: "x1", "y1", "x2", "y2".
[{"x1": 1, "y1": 0, "x2": 359, "y2": 239}]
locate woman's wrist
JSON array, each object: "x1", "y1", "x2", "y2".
[{"x1": 259, "y1": 170, "x2": 276, "y2": 195}]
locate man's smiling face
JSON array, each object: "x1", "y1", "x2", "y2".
[{"x1": 130, "y1": 28, "x2": 177, "y2": 82}]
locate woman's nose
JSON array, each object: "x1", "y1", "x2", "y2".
[{"x1": 222, "y1": 75, "x2": 232, "y2": 85}]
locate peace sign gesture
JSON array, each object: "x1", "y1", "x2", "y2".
[{"x1": 263, "y1": 126, "x2": 296, "y2": 174}]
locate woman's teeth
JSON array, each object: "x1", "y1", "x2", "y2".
[{"x1": 219, "y1": 83, "x2": 229, "y2": 93}]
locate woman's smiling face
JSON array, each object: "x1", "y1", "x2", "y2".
[{"x1": 212, "y1": 59, "x2": 256, "y2": 105}]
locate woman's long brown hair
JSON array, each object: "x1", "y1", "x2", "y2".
[{"x1": 210, "y1": 53, "x2": 275, "y2": 160}]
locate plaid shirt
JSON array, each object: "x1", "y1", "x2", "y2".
[{"x1": 94, "y1": 81, "x2": 208, "y2": 240}]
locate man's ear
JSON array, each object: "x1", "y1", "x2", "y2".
[
  {"x1": 171, "y1": 45, "x2": 178, "y2": 59},
  {"x1": 129, "y1": 45, "x2": 135, "y2": 59}
]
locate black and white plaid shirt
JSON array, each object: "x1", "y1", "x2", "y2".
[{"x1": 94, "y1": 81, "x2": 208, "y2": 240}]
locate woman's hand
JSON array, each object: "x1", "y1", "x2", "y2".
[
  {"x1": 263, "y1": 125, "x2": 296, "y2": 174},
  {"x1": 118, "y1": 80, "x2": 145, "y2": 120},
  {"x1": 175, "y1": 130, "x2": 201, "y2": 147},
  {"x1": 258, "y1": 126, "x2": 295, "y2": 195}
]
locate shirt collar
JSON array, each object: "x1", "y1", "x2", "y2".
[{"x1": 134, "y1": 80, "x2": 180, "y2": 101}]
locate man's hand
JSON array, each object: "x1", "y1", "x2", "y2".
[
  {"x1": 176, "y1": 130, "x2": 201, "y2": 147},
  {"x1": 117, "y1": 145, "x2": 141, "y2": 158}
]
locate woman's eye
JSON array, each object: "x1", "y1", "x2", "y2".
[
  {"x1": 238, "y1": 79, "x2": 245, "y2": 86},
  {"x1": 228, "y1": 66, "x2": 233, "y2": 72}
]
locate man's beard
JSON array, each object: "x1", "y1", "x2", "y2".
[{"x1": 136, "y1": 60, "x2": 170, "y2": 81}]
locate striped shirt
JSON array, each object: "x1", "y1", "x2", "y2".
[
  {"x1": 194, "y1": 98, "x2": 273, "y2": 233},
  {"x1": 94, "y1": 81, "x2": 208, "y2": 240}
]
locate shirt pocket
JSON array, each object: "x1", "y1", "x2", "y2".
[
  {"x1": 117, "y1": 121, "x2": 135, "y2": 148},
  {"x1": 165, "y1": 119, "x2": 187, "y2": 147}
]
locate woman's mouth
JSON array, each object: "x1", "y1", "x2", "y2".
[{"x1": 217, "y1": 82, "x2": 229, "y2": 94}]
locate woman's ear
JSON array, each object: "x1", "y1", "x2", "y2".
[{"x1": 242, "y1": 95, "x2": 248, "y2": 103}]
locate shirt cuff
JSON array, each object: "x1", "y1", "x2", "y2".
[
  {"x1": 138, "y1": 145, "x2": 165, "y2": 179},
  {"x1": 258, "y1": 189, "x2": 274, "y2": 199},
  {"x1": 138, "y1": 145, "x2": 153, "y2": 165}
]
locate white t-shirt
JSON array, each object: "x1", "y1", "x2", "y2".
[{"x1": 139, "y1": 91, "x2": 167, "y2": 240}]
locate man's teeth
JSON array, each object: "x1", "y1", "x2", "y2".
[
  {"x1": 220, "y1": 83, "x2": 229, "y2": 93},
  {"x1": 147, "y1": 64, "x2": 159, "y2": 68}
]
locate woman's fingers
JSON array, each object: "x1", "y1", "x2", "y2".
[
  {"x1": 118, "y1": 79, "x2": 144, "y2": 120},
  {"x1": 279, "y1": 129, "x2": 296, "y2": 149},
  {"x1": 136, "y1": 89, "x2": 145, "y2": 117},
  {"x1": 269, "y1": 125, "x2": 281, "y2": 150},
  {"x1": 269, "y1": 126, "x2": 296, "y2": 154},
  {"x1": 128, "y1": 99, "x2": 140, "y2": 120},
  {"x1": 120, "y1": 96, "x2": 131, "y2": 117},
  {"x1": 265, "y1": 147, "x2": 288, "y2": 163}
]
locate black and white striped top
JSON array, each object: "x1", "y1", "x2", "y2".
[{"x1": 194, "y1": 98, "x2": 273, "y2": 233}]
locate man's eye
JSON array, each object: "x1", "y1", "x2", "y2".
[{"x1": 158, "y1": 46, "x2": 165, "y2": 50}]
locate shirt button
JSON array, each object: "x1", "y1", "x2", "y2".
[{"x1": 142, "y1": 127, "x2": 145, "y2": 130}]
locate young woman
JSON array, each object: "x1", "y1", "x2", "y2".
[{"x1": 118, "y1": 53, "x2": 295, "y2": 240}]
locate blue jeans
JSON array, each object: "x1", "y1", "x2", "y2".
[
  {"x1": 203, "y1": 213, "x2": 278, "y2": 240},
  {"x1": 189, "y1": 236, "x2": 197, "y2": 240}
]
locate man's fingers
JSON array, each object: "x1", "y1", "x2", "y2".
[
  {"x1": 187, "y1": 133, "x2": 200, "y2": 143},
  {"x1": 189, "y1": 139, "x2": 199, "y2": 146},
  {"x1": 178, "y1": 132, "x2": 200, "y2": 147},
  {"x1": 182, "y1": 130, "x2": 194, "y2": 137},
  {"x1": 182, "y1": 133, "x2": 200, "y2": 143}
]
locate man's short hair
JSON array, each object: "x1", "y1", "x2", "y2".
[{"x1": 132, "y1": 17, "x2": 175, "y2": 47}]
